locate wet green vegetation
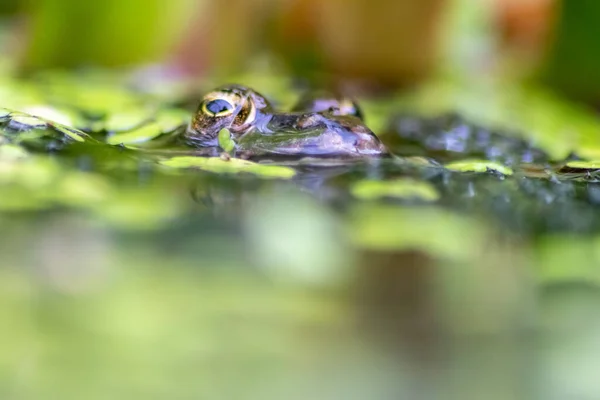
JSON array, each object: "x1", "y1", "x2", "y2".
[{"x1": 3, "y1": 66, "x2": 600, "y2": 398}]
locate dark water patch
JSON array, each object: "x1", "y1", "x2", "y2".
[{"x1": 384, "y1": 112, "x2": 550, "y2": 165}]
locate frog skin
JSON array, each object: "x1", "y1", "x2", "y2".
[
  {"x1": 183, "y1": 84, "x2": 387, "y2": 159},
  {"x1": 291, "y1": 90, "x2": 364, "y2": 121}
]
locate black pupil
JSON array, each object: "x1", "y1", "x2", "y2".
[{"x1": 206, "y1": 99, "x2": 233, "y2": 115}]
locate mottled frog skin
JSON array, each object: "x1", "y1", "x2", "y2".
[
  {"x1": 184, "y1": 85, "x2": 387, "y2": 159},
  {"x1": 290, "y1": 90, "x2": 364, "y2": 120}
]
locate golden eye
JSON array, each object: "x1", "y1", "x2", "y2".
[{"x1": 202, "y1": 99, "x2": 234, "y2": 116}]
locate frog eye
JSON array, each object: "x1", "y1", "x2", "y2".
[{"x1": 202, "y1": 99, "x2": 235, "y2": 116}]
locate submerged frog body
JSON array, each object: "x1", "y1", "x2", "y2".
[{"x1": 184, "y1": 85, "x2": 387, "y2": 159}]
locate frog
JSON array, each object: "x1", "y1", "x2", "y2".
[{"x1": 183, "y1": 84, "x2": 387, "y2": 159}]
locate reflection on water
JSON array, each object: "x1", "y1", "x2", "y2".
[
  {"x1": 1, "y1": 154, "x2": 600, "y2": 398},
  {"x1": 2, "y1": 76, "x2": 600, "y2": 398}
]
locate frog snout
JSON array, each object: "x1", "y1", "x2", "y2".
[{"x1": 355, "y1": 133, "x2": 388, "y2": 155}]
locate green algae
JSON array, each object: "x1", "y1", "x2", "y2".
[
  {"x1": 160, "y1": 156, "x2": 297, "y2": 179},
  {"x1": 154, "y1": 108, "x2": 190, "y2": 132},
  {"x1": 103, "y1": 108, "x2": 152, "y2": 132},
  {"x1": 107, "y1": 122, "x2": 164, "y2": 145},
  {"x1": 564, "y1": 161, "x2": 600, "y2": 170},
  {"x1": 52, "y1": 123, "x2": 87, "y2": 142},
  {"x1": 350, "y1": 178, "x2": 440, "y2": 201},
  {"x1": 445, "y1": 159, "x2": 514, "y2": 175},
  {"x1": 8, "y1": 114, "x2": 48, "y2": 129}
]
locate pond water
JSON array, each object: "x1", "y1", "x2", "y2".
[{"x1": 1, "y1": 71, "x2": 600, "y2": 399}]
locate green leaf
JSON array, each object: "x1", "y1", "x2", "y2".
[
  {"x1": 564, "y1": 160, "x2": 600, "y2": 170},
  {"x1": 8, "y1": 114, "x2": 47, "y2": 129},
  {"x1": 160, "y1": 156, "x2": 296, "y2": 179},
  {"x1": 218, "y1": 128, "x2": 235, "y2": 153},
  {"x1": 51, "y1": 123, "x2": 87, "y2": 142},
  {"x1": 104, "y1": 108, "x2": 151, "y2": 132},
  {"x1": 445, "y1": 159, "x2": 513, "y2": 175},
  {"x1": 350, "y1": 178, "x2": 439, "y2": 201},
  {"x1": 107, "y1": 122, "x2": 163, "y2": 145},
  {"x1": 20, "y1": 105, "x2": 76, "y2": 127},
  {"x1": 155, "y1": 108, "x2": 189, "y2": 132}
]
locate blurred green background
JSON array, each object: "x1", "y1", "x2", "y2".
[
  {"x1": 1, "y1": 1, "x2": 600, "y2": 399},
  {"x1": 2, "y1": 0, "x2": 598, "y2": 100}
]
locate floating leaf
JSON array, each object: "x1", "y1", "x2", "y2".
[
  {"x1": 160, "y1": 156, "x2": 296, "y2": 179},
  {"x1": 21, "y1": 105, "x2": 75, "y2": 127},
  {"x1": 52, "y1": 123, "x2": 87, "y2": 142},
  {"x1": 155, "y1": 108, "x2": 189, "y2": 132},
  {"x1": 218, "y1": 128, "x2": 235, "y2": 153},
  {"x1": 351, "y1": 178, "x2": 439, "y2": 201},
  {"x1": 67, "y1": 87, "x2": 142, "y2": 119},
  {"x1": 107, "y1": 122, "x2": 163, "y2": 145},
  {"x1": 564, "y1": 160, "x2": 600, "y2": 170},
  {"x1": 7, "y1": 114, "x2": 47, "y2": 130},
  {"x1": 445, "y1": 159, "x2": 513, "y2": 175},
  {"x1": 104, "y1": 108, "x2": 151, "y2": 132}
]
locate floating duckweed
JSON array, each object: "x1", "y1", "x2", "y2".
[
  {"x1": 404, "y1": 156, "x2": 439, "y2": 167},
  {"x1": 89, "y1": 121, "x2": 105, "y2": 132},
  {"x1": 52, "y1": 123, "x2": 87, "y2": 142},
  {"x1": 107, "y1": 122, "x2": 163, "y2": 145},
  {"x1": 160, "y1": 156, "x2": 296, "y2": 179},
  {"x1": 0, "y1": 110, "x2": 87, "y2": 143},
  {"x1": 218, "y1": 128, "x2": 235, "y2": 153},
  {"x1": 0, "y1": 80, "x2": 45, "y2": 113},
  {"x1": 394, "y1": 155, "x2": 440, "y2": 168},
  {"x1": 351, "y1": 178, "x2": 440, "y2": 201},
  {"x1": 247, "y1": 163, "x2": 297, "y2": 179},
  {"x1": 104, "y1": 108, "x2": 151, "y2": 132},
  {"x1": 21, "y1": 105, "x2": 74, "y2": 127},
  {"x1": 8, "y1": 114, "x2": 47, "y2": 130},
  {"x1": 155, "y1": 108, "x2": 189, "y2": 132},
  {"x1": 69, "y1": 87, "x2": 143, "y2": 118},
  {"x1": 445, "y1": 160, "x2": 513, "y2": 175},
  {"x1": 564, "y1": 160, "x2": 600, "y2": 170}
]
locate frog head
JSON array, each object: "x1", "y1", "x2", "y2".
[{"x1": 185, "y1": 84, "x2": 272, "y2": 147}]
